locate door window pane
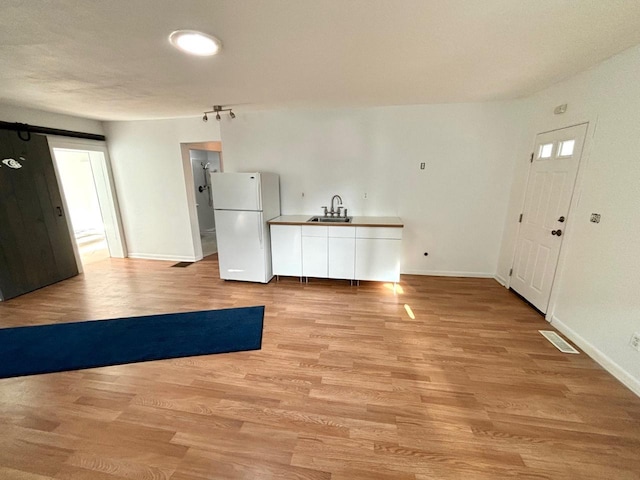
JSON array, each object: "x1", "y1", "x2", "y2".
[
  {"x1": 558, "y1": 139, "x2": 575, "y2": 157},
  {"x1": 538, "y1": 143, "x2": 553, "y2": 159}
]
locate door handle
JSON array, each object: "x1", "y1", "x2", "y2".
[
  {"x1": 56, "y1": 206, "x2": 63, "y2": 217},
  {"x1": 551, "y1": 229, "x2": 562, "y2": 236}
]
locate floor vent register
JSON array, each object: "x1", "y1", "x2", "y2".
[{"x1": 539, "y1": 330, "x2": 580, "y2": 354}]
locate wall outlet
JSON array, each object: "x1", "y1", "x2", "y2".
[{"x1": 630, "y1": 332, "x2": 640, "y2": 352}]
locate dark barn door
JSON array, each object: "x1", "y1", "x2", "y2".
[{"x1": 0, "y1": 130, "x2": 78, "y2": 300}]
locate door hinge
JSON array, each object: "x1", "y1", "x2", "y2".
[
  {"x1": 518, "y1": 213, "x2": 523, "y2": 223},
  {"x1": 509, "y1": 268, "x2": 513, "y2": 277},
  {"x1": 530, "y1": 153, "x2": 534, "y2": 163}
]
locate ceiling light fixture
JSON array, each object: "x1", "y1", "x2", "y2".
[
  {"x1": 202, "y1": 105, "x2": 235, "y2": 122},
  {"x1": 169, "y1": 30, "x2": 222, "y2": 56}
]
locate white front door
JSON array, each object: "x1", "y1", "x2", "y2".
[{"x1": 510, "y1": 123, "x2": 588, "y2": 313}]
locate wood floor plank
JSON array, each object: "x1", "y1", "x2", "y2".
[{"x1": 0, "y1": 255, "x2": 639, "y2": 479}]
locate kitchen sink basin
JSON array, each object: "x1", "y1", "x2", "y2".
[{"x1": 307, "y1": 216, "x2": 352, "y2": 223}]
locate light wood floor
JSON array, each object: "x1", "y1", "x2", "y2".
[{"x1": 0, "y1": 256, "x2": 639, "y2": 480}]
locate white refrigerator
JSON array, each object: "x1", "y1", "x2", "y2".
[{"x1": 211, "y1": 172, "x2": 280, "y2": 283}]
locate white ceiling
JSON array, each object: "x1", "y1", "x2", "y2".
[{"x1": 1, "y1": 0, "x2": 640, "y2": 121}]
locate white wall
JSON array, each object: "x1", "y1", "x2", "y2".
[
  {"x1": 497, "y1": 44, "x2": 640, "y2": 395},
  {"x1": 0, "y1": 104, "x2": 104, "y2": 135},
  {"x1": 220, "y1": 103, "x2": 528, "y2": 277},
  {"x1": 104, "y1": 117, "x2": 221, "y2": 261}
]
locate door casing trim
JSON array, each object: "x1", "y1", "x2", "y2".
[
  {"x1": 507, "y1": 119, "x2": 596, "y2": 321},
  {"x1": 47, "y1": 136, "x2": 127, "y2": 273}
]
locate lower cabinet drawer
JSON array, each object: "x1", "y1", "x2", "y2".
[
  {"x1": 356, "y1": 227, "x2": 403, "y2": 240},
  {"x1": 301, "y1": 225, "x2": 328, "y2": 237},
  {"x1": 328, "y1": 226, "x2": 356, "y2": 238}
]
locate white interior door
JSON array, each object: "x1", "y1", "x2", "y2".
[
  {"x1": 510, "y1": 123, "x2": 587, "y2": 313},
  {"x1": 87, "y1": 151, "x2": 127, "y2": 258}
]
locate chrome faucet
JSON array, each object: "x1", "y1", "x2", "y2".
[{"x1": 330, "y1": 195, "x2": 343, "y2": 217}]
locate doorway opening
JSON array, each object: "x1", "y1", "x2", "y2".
[
  {"x1": 190, "y1": 149, "x2": 221, "y2": 256},
  {"x1": 49, "y1": 139, "x2": 127, "y2": 271},
  {"x1": 53, "y1": 149, "x2": 108, "y2": 265},
  {"x1": 180, "y1": 141, "x2": 223, "y2": 261}
]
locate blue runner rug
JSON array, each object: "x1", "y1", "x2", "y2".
[{"x1": 0, "y1": 306, "x2": 264, "y2": 379}]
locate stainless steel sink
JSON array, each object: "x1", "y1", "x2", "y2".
[{"x1": 307, "y1": 216, "x2": 352, "y2": 223}]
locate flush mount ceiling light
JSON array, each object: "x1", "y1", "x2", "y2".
[
  {"x1": 203, "y1": 105, "x2": 235, "y2": 122},
  {"x1": 169, "y1": 30, "x2": 222, "y2": 56}
]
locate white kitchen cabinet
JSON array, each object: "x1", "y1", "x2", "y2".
[
  {"x1": 328, "y1": 237, "x2": 355, "y2": 279},
  {"x1": 355, "y1": 227, "x2": 402, "y2": 282},
  {"x1": 270, "y1": 225, "x2": 302, "y2": 277},
  {"x1": 327, "y1": 227, "x2": 356, "y2": 279},
  {"x1": 302, "y1": 227, "x2": 328, "y2": 278},
  {"x1": 270, "y1": 221, "x2": 402, "y2": 283},
  {"x1": 302, "y1": 236, "x2": 328, "y2": 277}
]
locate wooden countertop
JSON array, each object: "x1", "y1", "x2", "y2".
[{"x1": 268, "y1": 215, "x2": 403, "y2": 228}]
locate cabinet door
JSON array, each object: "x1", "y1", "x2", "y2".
[
  {"x1": 355, "y1": 238, "x2": 401, "y2": 282},
  {"x1": 270, "y1": 225, "x2": 301, "y2": 277},
  {"x1": 328, "y1": 237, "x2": 355, "y2": 280},
  {"x1": 302, "y1": 236, "x2": 328, "y2": 278}
]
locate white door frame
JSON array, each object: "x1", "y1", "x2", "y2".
[
  {"x1": 180, "y1": 141, "x2": 223, "y2": 262},
  {"x1": 47, "y1": 136, "x2": 127, "y2": 272},
  {"x1": 507, "y1": 119, "x2": 596, "y2": 321}
]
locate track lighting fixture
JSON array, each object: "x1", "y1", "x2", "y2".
[{"x1": 202, "y1": 105, "x2": 236, "y2": 122}]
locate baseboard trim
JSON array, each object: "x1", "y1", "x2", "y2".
[
  {"x1": 551, "y1": 315, "x2": 640, "y2": 397},
  {"x1": 494, "y1": 274, "x2": 508, "y2": 287},
  {"x1": 401, "y1": 270, "x2": 494, "y2": 278},
  {"x1": 127, "y1": 253, "x2": 198, "y2": 262}
]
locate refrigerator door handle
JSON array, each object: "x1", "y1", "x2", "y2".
[
  {"x1": 256, "y1": 177, "x2": 262, "y2": 211},
  {"x1": 258, "y1": 214, "x2": 263, "y2": 248}
]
